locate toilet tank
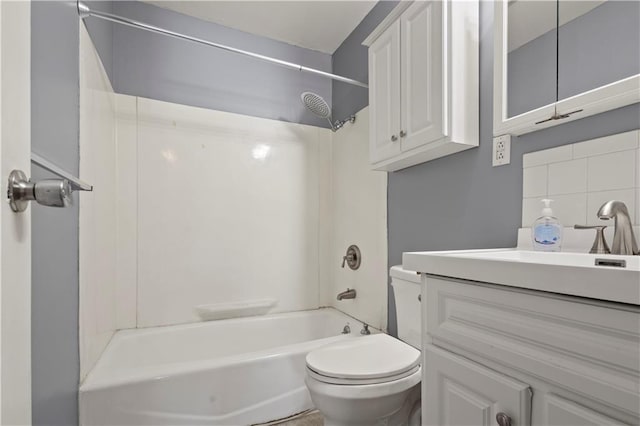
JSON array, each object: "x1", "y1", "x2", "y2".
[{"x1": 390, "y1": 265, "x2": 422, "y2": 349}]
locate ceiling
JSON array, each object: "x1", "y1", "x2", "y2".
[{"x1": 143, "y1": 1, "x2": 378, "y2": 54}]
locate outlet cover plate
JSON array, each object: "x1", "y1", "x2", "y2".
[{"x1": 493, "y1": 134, "x2": 511, "y2": 166}]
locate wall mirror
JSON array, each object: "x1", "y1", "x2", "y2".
[{"x1": 494, "y1": 0, "x2": 640, "y2": 136}]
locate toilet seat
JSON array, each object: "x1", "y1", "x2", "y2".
[
  {"x1": 307, "y1": 364, "x2": 420, "y2": 385},
  {"x1": 305, "y1": 334, "x2": 420, "y2": 385}
]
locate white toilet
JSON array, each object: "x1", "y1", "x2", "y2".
[{"x1": 305, "y1": 266, "x2": 422, "y2": 426}]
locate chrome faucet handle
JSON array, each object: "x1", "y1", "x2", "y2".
[
  {"x1": 341, "y1": 245, "x2": 361, "y2": 270},
  {"x1": 574, "y1": 225, "x2": 610, "y2": 254}
]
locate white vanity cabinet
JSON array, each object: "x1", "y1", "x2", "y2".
[
  {"x1": 363, "y1": 0, "x2": 479, "y2": 172},
  {"x1": 424, "y1": 345, "x2": 532, "y2": 426},
  {"x1": 421, "y1": 276, "x2": 640, "y2": 426}
]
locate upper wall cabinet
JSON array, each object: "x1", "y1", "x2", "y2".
[
  {"x1": 363, "y1": 1, "x2": 479, "y2": 172},
  {"x1": 494, "y1": 0, "x2": 640, "y2": 137}
]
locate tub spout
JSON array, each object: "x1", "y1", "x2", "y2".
[{"x1": 337, "y1": 288, "x2": 356, "y2": 300}]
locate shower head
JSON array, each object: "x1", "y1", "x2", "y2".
[
  {"x1": 300, "y1": 91, "x2": 355, "y2": 132},
  {"x1": 301, "y1": 91, "x2": 331, "y2": 119}
]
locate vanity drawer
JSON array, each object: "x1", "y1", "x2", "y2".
[{"x1": 425, "y1": 276, "x2": 640, "y2": 416}]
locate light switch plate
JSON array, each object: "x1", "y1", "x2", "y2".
[{"x1": 493, "y1": 134, "x2": 511, "y2": 166}]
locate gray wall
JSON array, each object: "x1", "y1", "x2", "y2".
[
  {"x1": 331, "y1": 1, "x2": 398, "y2": 122},
  {"x1": 83, "y1": 1, "x2": 114, "y2": 81},
  {"x1": 386, "y1": 2, "x2": 639, "y2": 335},
  {"x1": 98, "y1": 1, "x2": 332, "y2": 128},
  {"x1": 508, "y1": 0, "x2": 640, "y2": 117},
  {"x1": 31, "y1": 1, "x2": 80, "y2": 424},
  {"x1": 332, "y1": 1, "x2": 640, "y2": 336}
]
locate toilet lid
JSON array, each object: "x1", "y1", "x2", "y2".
[{"x1": 306, "y1": 334, "x2": 420, "y2": 381}]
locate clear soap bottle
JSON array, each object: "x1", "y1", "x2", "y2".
[{"x1": 531, "y1": 199, "x2": 562, "y2": 251}]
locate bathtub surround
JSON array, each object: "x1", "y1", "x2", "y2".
[
  {"x1": 79, "y1": 28, "x2": 388, "y2": 360},
  {"x1": 104, "y1": 96, "x2": 388, "y2": 331},
  {"x1": 114, "y1": 95, "x2": 138, "y2": 330},
  {"x1": 31, "y1": 1, "x2": 81, "y2": 424},
  {"x1": 79, "y1": 24, "x2": 118, "y2": 381},
  {"x1": 326, "y1": 107, "x2": 388, "y2": 330},
  {"x1": 128, "y1": 96, "x2": 329, "y2": 327},
  {"x1": 86, "y1": 1, "x2": 332, "y2": 129}
]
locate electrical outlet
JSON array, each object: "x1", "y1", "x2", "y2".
[{"x1": 492, "y1": 134, "x2": 511, "y2": 167}]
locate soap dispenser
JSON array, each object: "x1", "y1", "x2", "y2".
[{"x1": 531, "y1": 199, "x2": 562, "y2": 251}]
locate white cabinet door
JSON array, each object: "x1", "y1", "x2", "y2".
[
  {"x1": 400, "y1": 1, "x2": 443, "y2": 152},
  {"x1": 368, "y1": 19, "x2": 401, "y2": 163},
  {"x1": 424, "y1": 345, "x2": 532, "y2": 426},
  {"x1": 543, "y1": 394, "x2": 628, "y2": 426}
]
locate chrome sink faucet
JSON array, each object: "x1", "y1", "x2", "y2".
[{"x1": 597, "y1": 201, "x2": 639, "y2": 255}]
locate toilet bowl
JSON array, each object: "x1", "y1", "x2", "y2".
[
  {"x1": 305, "y1": 265, "x2": 422, "y2": 426},
  {"x1": 305, "y1": 334, "x2": 421, "y2": 426}
]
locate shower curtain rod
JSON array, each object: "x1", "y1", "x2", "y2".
[{"x1": 77, "y1": 1, "x2": 369, "y2": 89}]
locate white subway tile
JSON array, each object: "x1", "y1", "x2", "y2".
[
  {"x1": 552, "y1": 193, "x2": 588, "y2": 227},
  {"x1": 522, "y1": 197, "x2": 541, "y2": 227},
  {"x1": 587, "y1": 151, "x2": 636, "y2": 192},
  {"x1": 523, "y1": 165, "x2": 548, "y2": 198},
  {"x1": 523, "y1": 145, "x2": 573, "y2": 168},
  {"x1": 586, "y1": 189, "x2": 636, "y2": 226},
  {"x1": 572, "y1": 130, "x2": 639, "y2": 158},
  {"x1": 548, "y1": 159, "x2": 587, "y2": 195}
]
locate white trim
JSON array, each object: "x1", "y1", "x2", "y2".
[
  {"x1": 362, "y1": 1, "x2": 412, "y2": 47},
  {"x1": 493, "y1": 0, "x2": 640, "y2": 137},
  {"x1": 0, "y1": 0, "x2": 32, "y2": 423}
]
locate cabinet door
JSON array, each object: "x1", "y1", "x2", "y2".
[
  {"x1": 400, "y1": 0, "x2": 444, "y2": 152},
  {"x1": 543, "y1": 394, "x2": 628, "y2": 426},
  {"x1": 368, "y1": 20, "x2": 401, "y2": 164},
  {"x1": 424, "y1": 345, "x2": 532, "y2": 426}
]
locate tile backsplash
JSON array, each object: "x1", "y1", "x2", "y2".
[{"x1": 522, "y1": 130, "x2": 640, "y2": 228}]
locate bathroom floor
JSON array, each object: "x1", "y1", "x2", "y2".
[{"x1": 257, "y1": 410, "x2": 324, "y2": 426}]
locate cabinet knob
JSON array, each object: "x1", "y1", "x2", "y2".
[
  {"x1": 496, "y1": 412, "x2": 512, "y2": 426},
  {"x1": 400, "y1": 130, "x2": 407, "y2": 137},
  {"x1": 391, "y1": 135, "x2": 398, "y2": 142}
]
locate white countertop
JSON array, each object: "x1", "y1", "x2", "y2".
[{"x1": 403, "y1": 248, "x2": 640, "y2": 306}]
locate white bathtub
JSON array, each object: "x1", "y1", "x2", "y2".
[{"x1": 80, "y1": 308, "x2": 369, "y2": 425}]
